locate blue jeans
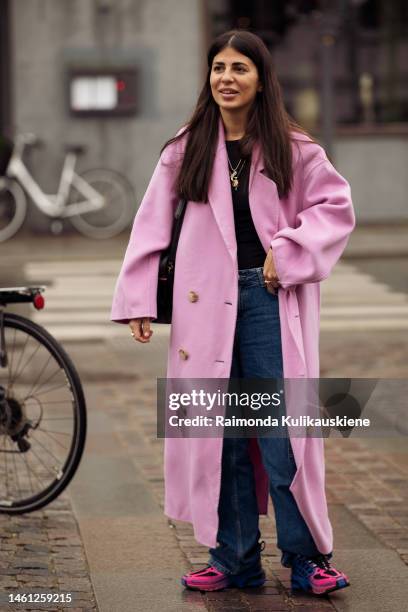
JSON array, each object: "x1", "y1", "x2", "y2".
[{"x1": 208, "y1": 267, "x2": 320, "y2": 574}]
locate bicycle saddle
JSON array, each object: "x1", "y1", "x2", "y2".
[
  {"x1": 64, "y1": 144, "x2": 87, "y2": 155},
  {"x1": 18, "y1": 133, "x2": 43, "y2": 147}
]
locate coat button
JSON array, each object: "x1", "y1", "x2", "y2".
[
  {"x1": 178, "y1": 348, "x2": 189, "y2": 360},
  {"x1": 188, "y1": 291, "x2": 199, "y2": 303}
]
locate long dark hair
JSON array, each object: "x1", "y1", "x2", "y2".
[{"x1": 161, "y1": 29, "x2": 312, "y2": 202}]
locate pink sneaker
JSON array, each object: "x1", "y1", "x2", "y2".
[
  {"x1": 181, "y1": 566, "x2": 229, "y2": 591},
  {"x1": 181, "y1": 563, "x2": 265, "y2": 591},
  {"x1": 291, "y1": 554, "x2": 350, "y2": 596}
]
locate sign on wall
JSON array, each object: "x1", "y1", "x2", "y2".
[{"x1": 68, "y1": 68, "x2": 138, "y2": 116}]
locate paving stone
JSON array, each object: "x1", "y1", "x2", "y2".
[
  {"x1": 293, "y1": 607, "x2": 336, "y2": 611},
  {"x1": 207, "y1": 605, "x2": 249, "y2": 611},
  {"x1": 242, "y1": 594, "x2": 289, "y2": 610},
  {"x1": 205, "y1": 591, "x2": 245, "y2": 602},
  {"x1": 1, "y1": 508, "x2": 97, "y2": 607}
]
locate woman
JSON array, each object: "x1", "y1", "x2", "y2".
[{"x1": 111, "y1": 30, "x2": 355, "y2": 596}]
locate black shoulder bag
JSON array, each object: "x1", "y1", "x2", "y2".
[{"x1": 155, "y1": 198, "x2": 188, "y2": 323}]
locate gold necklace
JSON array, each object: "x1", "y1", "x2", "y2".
[{"x1": 227, "y1": 155, "x2": 246, "y2": 190}]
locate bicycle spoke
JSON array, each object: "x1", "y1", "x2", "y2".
[
  {"x1": 2, "y1": 434, "x2": 10, "y2": 498},
  {"x1": 10, "y1": 438, "x2": 23, "y2": 499},
  {"x1": 26, "y1": 444, "x2": 58, "y2": 479},
  {"x1": 25, "y1": 364, "x2": 65, "y2": 402},
  {"x1": 21, "y1": 449, "x2": 49, "y2": 491},
  {"x1": 7, "y1": 331, "x2": 30, "y2": 388},
  {"x1": 22, "y1": 452, "x2": 35, "y2": 496},
  {"x1": 23, "y1": 352, "x2": 54, "y2": 398},
  {"x1": 5, "y1": 328, "x2": 17, "y2": 383},
  {"x1": 36, "y1": 428, "x2": 70, "y2": 451},
  {"x1": 29, "y1": 433, "x2": 64, "y2": 467},
  {"x1": 36, "y1": 400, "x2": 73, "y2": 406},
  {"x1": 36, "y1": 428, "x2": 71, "y2": 435},
  {"x1": 25, "y1": 382, "x2": 71, "y2": 399},
  {"x1": 11, "y1": 340, "x2": 42, "y2": 388},
  {"x1": 40, "y1": 416, "x2": 74, "y2": 420}
]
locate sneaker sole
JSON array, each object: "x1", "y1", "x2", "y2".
[
  {"x1": 181, "y1": 576, "x2": 229, "y2": 591},
  {"x1": 181, "y1": 571, "x2": 266, "y2": 592},
  {"x1": 292, "y1": 577, "x2": 350, "y2": 596}
]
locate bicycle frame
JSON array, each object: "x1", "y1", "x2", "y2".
[{"x1": 6, "y1": 141, "x2": 105, "y2": 218}]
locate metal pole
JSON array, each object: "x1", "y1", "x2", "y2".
[{"x1": 320, "y1": 7, "x2": 337, "y2": 159}]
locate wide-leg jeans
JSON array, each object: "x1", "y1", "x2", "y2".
[{"x1": 208, "y1": 267, "x2": 320, "y2": 574}]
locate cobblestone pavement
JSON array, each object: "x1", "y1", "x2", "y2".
[
  {"x1": 325, "y1": 440, "x2": 408, "y2": 568},
  {"x1": 0, "y1": 497, "x2": 98, "y2": 611}
]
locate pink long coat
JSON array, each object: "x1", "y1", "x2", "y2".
[{"x1": 111, "y1": 116, "x2": 355, "y2": 553}]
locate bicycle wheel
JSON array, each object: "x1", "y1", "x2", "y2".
[
  {"x1": 69, "y1": 168, "x2": 136, "y2": 239},
  {"x1": 0, "y1": 178, "x2": 27, "y2": 242},
  {"x1": 0, "y1": 313, "x2": 86, "y2": 513}
]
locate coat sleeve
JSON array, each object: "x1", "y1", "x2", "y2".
[
  {"x1": 110, "y1": 150, "x2": 179, "y2": 324},
  {"x1": 270, "y1": 158, "x2": 355, "y2": 289}
]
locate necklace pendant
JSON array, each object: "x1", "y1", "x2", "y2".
[{"x1": 230, "y1": 170, "x2": 239, "y2": 189}]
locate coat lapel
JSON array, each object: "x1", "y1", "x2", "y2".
[
  {"x1": 248, "y1": 141, "x2": 281, "y2": 253},
  {"x1": 208, "y1": 116, "x2": 281, "y2": 265},
  {"x1": 207, "y1": 118, "x2": 237, "y2": 263}
]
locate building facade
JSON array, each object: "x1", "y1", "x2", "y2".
[
  {"x1": 1, "y1": 0, "x2": 407, "y2": 229},
  {"x1": 1, "y1": 0, "x2": 205, "y2": 230}
]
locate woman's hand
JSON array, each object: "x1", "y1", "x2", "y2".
[
  {"x1": 263, "y1": 247, "x2": 280, "y2": 294},
  {"x1": 129, "y1": 318, "x2": 153, "y2": 343}
]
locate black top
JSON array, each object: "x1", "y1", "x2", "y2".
[{"x1": 225, "y1": 139, "x2": 266, "y2": 270}]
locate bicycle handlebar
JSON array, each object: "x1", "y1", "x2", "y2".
[{"x1": 16, "y1": 133, "x2": 44, "y2": 148}]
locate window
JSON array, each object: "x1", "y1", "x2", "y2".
[{"x1": 211, "y1": 1, "x2": 408, "y2": 128}]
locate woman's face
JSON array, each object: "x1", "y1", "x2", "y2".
[{"x1": 210, "y1": 46, "x2": 262, "y2": 114}]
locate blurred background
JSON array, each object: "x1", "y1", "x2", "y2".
[
  {"x1": 0, "y1": 0, "x2": 408, "y2": 231},
  {"x1": 0, "y1": 2, "x2": 407, "y2": 611}
]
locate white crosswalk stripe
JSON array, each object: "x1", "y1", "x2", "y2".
[
  {"x1": 24, "y1": 260, "x2": 171, "y2": 342},
  {"x1": 23, "y1": 260, "x2": 408, "y2": 342},
  {"x1": 321, "y1": 263, "x2": 408, "y2": 330}
]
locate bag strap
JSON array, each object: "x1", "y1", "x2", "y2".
[{"x1": 167, "y1": 198, "x2": 188, "y2": 265}]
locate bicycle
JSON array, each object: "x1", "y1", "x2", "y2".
[
  {"x1": 0, "y1": 286, "x2": 86, "y2": 513},
  {"x1": 0, "y1": 133, "x2": 136, "y2": 241}
]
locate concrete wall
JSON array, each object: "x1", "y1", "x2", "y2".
[
  {"x1": 335, "y1": 136, "x2": 408, "y2": 222},
  {"x1": 10, "y1": 0, "x2": 204, "y2": 229}
]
